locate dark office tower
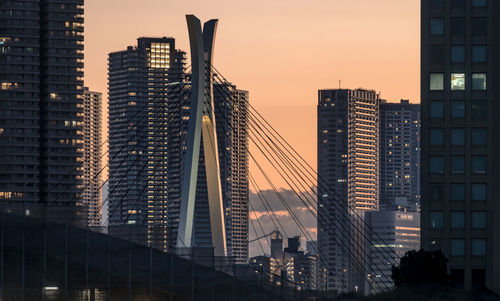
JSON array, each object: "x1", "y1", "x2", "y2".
[
  {"x1": 166, "y1": 82, "x2": 249, "y2": 264},
  {"x1": 0, "y1": 0, "x2": 84, "y2": 222},
  {"x1": 380, "y1": 99, "x2": 421, "y2": 211},
  {"x1": 317, "y1": 89, "x2": 380, "y2": 293},
  {"x1": 107, "y1": 37, "x2": 186, "y2": 250},
  {"x1": 82, "y1": 87, "x2": 102, "y2": 227},
  {"x1": 421, "y1": 0, "x2": 500, "y2": 293}
]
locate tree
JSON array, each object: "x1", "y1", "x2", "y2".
[{"x1": 391, "y1": 249, "x2": 450, "y2": 287}]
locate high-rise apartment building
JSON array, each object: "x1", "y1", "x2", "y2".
[
  {"x1": 317, "y1": 89, "x2": 380, "y2": 293},
  {"x1": 380, "y1": 100, "x2": 421, "y2": 210},
  {"x1": 82, "y1": 87, "x2": 102, "y2": 227},
  {"x1": 421, "y1": 0, "x2": 500, "y2": 293},
  {"x1": 0, "y1": 0, "x2": 85, "y2": 222},
  {"x1": 166, "y1": 82, "x2": 249, "y2": 264},
  {"x1": 108, "y1": 38, "x2": 249, "y2": 262},
  {"x1": 107, "y1": 37, "x2": 185, "y2": 250}
]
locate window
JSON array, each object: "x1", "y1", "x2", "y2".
[
  {"x1": 429, "y1": 184, "x2": 444, "y2": 202},
  {"x1": 430, "y1": 73, "x2": 444, "y2": 91},
  {"x1": 472, "y1": 239, "x2": 486, "y2": 256},
  {"x1": 450, "y1": 184, "x2": 465, "y2": 201},
  {"x1": 430, "y1": 101, "x2": 444, "y2": 119},
  {"x1": 472, "y1": 156, "x2": 486, "y2": 174},
  {"x1": 450, "y1": 46, "x2": 465, "y2": 63},
  {"x1": 450, "y1": 18, "x2": 466, "y2": 38},
  {"x1": 471, "y1": 101, "x2": 487, "y2": 120},
  {"x1": 472, "y1": 18, "x2": 487, "y2": 38},
  {"x1": 430, "y1": 46, "x2": 445, "y2": 65},
  {"x1": 450, "y1": 101, "x2": 465, "y2": 119},
  {"x1": 431, "y1": 0, "x2": 444, "y2": 7},
  {"x1": 451, "y1": 0, "x2": 465, "y2": 7},
  {"x1": 450, "y1": 156, "x2": 465, "y2": 174},
  {"x1": 450, "y1": 239, "x2": 465, "y2": 256},
  {"x1": 472, "y1": 183, "x2": 487, "y2": 201},
  {"x1": 451, "y1": 211, "x2": 465, "y2": 229},
  {"x1": 472, "y1": 270, "x2": 486, "y2": 290},
  {"x1": 472, "y1": 211, "x2": 487, "y2": 229},
  {"x1": 450, "y1": 183, "x2": 465, "y2": 201},
  {"x1": 430, "y1": 156, "x2": 444, "y2": 174},
  {"x1": 430, "y1": 212, "x2": 444, "y2": 229},
  {"x1": 451, "y1": 269, "x2": 465, "y2": 289},
  {"x1": 472, "y1": 0, "x2": 486, "y2": 7},
  {"x1": 451, "y1": 73, "x2": 465, "y2": 90},
  {"x1": 431, "y1": 19, "x2": 445, "y2": 35},
  {"x1": 472, "y1": 128, "x2": 487, "y2": 146},
  {"x1": 450, "y1": 128, "x2": 465, "y2": 146},
  {"x1": 472, "y1": 46, "x2": 487, "y2": 63},
  {"x1": 472, "y1": 73, "x2": 487, "y2": 90},
  {"x1": 430, "y1": 128, "x2": 444, "y2": 145}
]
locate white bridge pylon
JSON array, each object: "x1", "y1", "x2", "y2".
[{"x1": 177, "y1": 15, "x2": 227, "y2": 257}]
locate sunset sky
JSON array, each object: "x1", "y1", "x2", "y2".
[{"x1": 85, "y1": 0, "x2": 420, "y2": 189}]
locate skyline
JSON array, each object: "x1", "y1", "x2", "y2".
[{"x1": 85, "y1": 0, "x2": 420, "y2": 186}]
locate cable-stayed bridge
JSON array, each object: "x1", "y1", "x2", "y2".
[{"x1": 0, "y1": 15, "x2": 400, "y2": 301}]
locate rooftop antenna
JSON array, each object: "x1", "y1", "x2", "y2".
[{"x1": 339, "y1": 80, "x2": 341, "y2": 90}]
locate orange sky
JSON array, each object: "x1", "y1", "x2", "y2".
[{"x1": 85, "y1": 0, "x2": 420, "y2": 189}]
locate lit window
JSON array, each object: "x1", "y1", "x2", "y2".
[
  {"x1": 472, "y1": 73, "x2": 487, "y2": 90},
  {"x1": 451, "y1": 73, "x2": 465, "y2": 90},
  {"x1": 0, "y1": 37, "x2": 11, "y2": 45},
  {"x1": 450, "y1": 239, "x2": 465, "y2": 256},
  {"x1": 50, "y1": 93, "x2": 58, "y2": 99},
  {"x1": 430, "y1": 73, "x2": 444, "y2": 91},
  {"x1": 472, "y1": 239, "x2": 486, "y2": 256}
]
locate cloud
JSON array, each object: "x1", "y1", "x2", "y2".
[{"x1": 248, "y1": 189, "x2": 317, "y2": 258}]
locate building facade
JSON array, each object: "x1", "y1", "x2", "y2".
[
  {"x1": 380, "y1": 100, "x2": 421, "y2": 210},
  {"x1": 108, "y1": 38, "x2": 249, "y2": 261},
  {"x1": 366, "y1": 210, "x2": 420, "y2": 293},
  {"x1": 317, "y1": 89, "x2": 380, "y2": 293},
  {"x1": 107, "y1": 37, "x2": 185, "y2": 250},
  {"x1": 0, "y1": 0, "x2": 85, "y2": 223},
  {"x1": 82, "y1": 88, "x2": 102, "y2": 226},
  {"x1": 421, "y1": 0, "x2": 500, "y2": 293}
]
